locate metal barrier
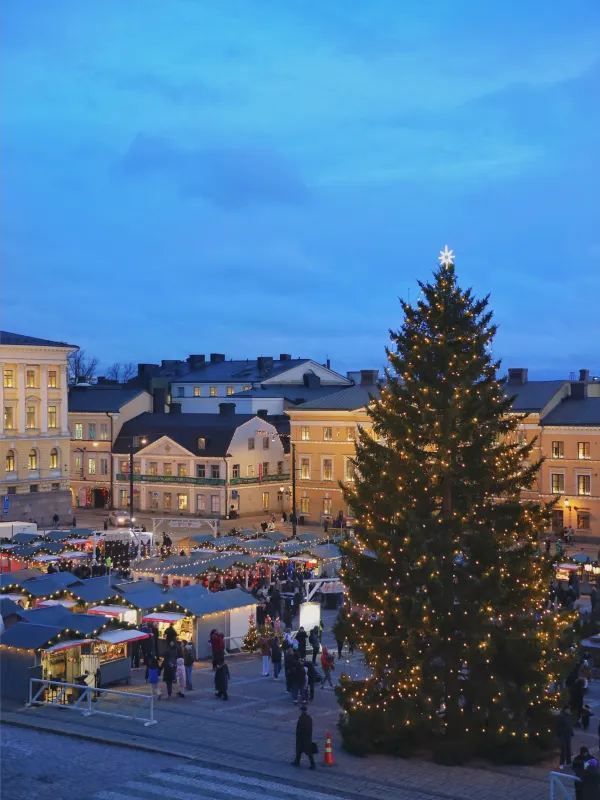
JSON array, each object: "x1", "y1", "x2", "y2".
[
  {"x1": 549, "y1": 771, "x2": 580, "y2": 800},
  {"x1": 27, "y1": 678, "x2": 157, "y2": 726}
]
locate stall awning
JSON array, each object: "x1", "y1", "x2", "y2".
[
  {"x1": 88, "y1": 605, "x2": 129, "y2": 617},
  {"x1": 97, "y1": 629, "x2": 150, "y2": 645},
  {"x1": 59, "y1": 551, "x2": 90, "y2": 560},
  {"x1": 142, "y1": 611, "x2": 186, "y2": 624},
  {"x1": 37, "y1": 599, "x2": 77, "y2": 609},
  {"x1": 45, "y1": 639, "x2": 90, "y2": 653}
]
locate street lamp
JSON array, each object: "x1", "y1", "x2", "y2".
[
  {"x1": 127, "y1": 435, "x2": 147, "y2": 523},
  {"x1": 259, "y1": 430, "x2": 297, "y2": 538}
]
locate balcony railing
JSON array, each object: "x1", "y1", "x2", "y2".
[
  {"x1": 230, "y1": 473, "x2": 290, "y2": 485},
  {"x1": 116, "y1": 473, "x2": 225, "y2": 486}
]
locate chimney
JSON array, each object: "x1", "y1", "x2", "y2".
[
  {"x1": 303, "y1": 372, "x2": 321, "y2": 389},
  {"x1": 326, "y1": 358, "x2": 331, "y2": 369},
  {"x1": 187, "y1": 354, "x2": 205, "y2": 370},
  {"x1": 257, "y1": 356, "x2": 274, "y2": 374},
  {"x1": 570, "y1": 382, "x2": 588, "y2": 400},
  {"x1": 579, "y1": 369, "x2": 590, "y2": 383},
  {"x1": 219, "y1": 402, "x2": 236, "y2": 416},
  {"x1": 346, "y1": 371, "x2": 361, "y2": 384},
  {"x1": 153, "y1": 387, "x2": 167, "y2": 413},
  {"x1": 507, "y1": 368, "x2": 528, "y2": 385},
  {"x1": 210, "y1": 353, "x2": 225, "y2": 364},
  {"x1": 138, "y1": 363, "x2": 159, "y2": 379},
  {"x1": 256, "y1": 409, "x2": 269, "y2": 420},
  {"x1": 170, "y1": 402, "x2": 182, "y2": 415},
  {"x1": 279, "y1": 353, "x2": 291, "y2": 361},
  {"x1": 360, "y1": 369, "x2": 379, "y2": 385}
]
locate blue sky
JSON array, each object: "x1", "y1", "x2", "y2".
[{"x1": 2, "y1": 1, "x2": 599, "y2": 377}]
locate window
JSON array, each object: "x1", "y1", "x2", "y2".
[
  {"x1": 248, "y1": 437, "x2": 255, "y2": 450},
  {"x1": 322, "y1": 458, "x2": 333, "y2": 481},
  {"x1": 578, "y1": 442, "x2": 591, "y2": 460},
  {"x1": 48, "y1": 370, "x2": 57, "y2": 388},
  {"x1": 211, "y1": 464, "x2": 220, "y2": 480},
  {"x1": 323, "y1": 427, "x2": 332, "y2": 441},
  {"x1": 263, "y1": 436, "x2": 270, "y2": 450},
  {"x1": 100, "y1": 458, "x2": 108, "y2": 476},
  {"x1": 197, "y1": 494, "x2": 206, "y2": 512},
  {"x1": 47, "y1": 405, "x2": 57, "y2": 429},
  {"x1": 28, "y1": 449, "x2": 38, "y2": 470},
  {"x1": 149, "y1": 491, "x2": 159, "y2": 510},
  {"x1": 344, "y1": 458, "x2": 355, "y2": 481},
  {"x1": 51, "y1": 483, "x2": 60, "y2": 491},
  {"x1": 243, "y1": 385, "x2": 251, "y2": 391},
  {"x1": 262, "y1": 462, "x2": 269, "y2": 477},
  {"x1": 88, "y1": 423, "x2": 96, "y2": 439},
  {"x1": 7, "y1": 486, "x2": 16, "y2": 495},
  {"x1": 193, "y1": 386, "x2": 201, "y2": 397},
  {"x1": 74, "y1": 423, "x2": 83, "y2": 440},
  {"x1": 300, "y1": 458, "x2": 310, "y2": 480},
  {"x1": 301, "y1": 426, "x2": 310, "y2": 441},
  {"x1": 119, "y1": 460, "x2": 128, "y2": 474},
  {"x1": 196, "y1": 464, "x2": 206, "y2": 478},
  {"x1": 551, "y1": 441, "x2": 564, "y2": 459},
  {"x1": 300, "y1": 496, "x2": 310, "y2": 514},
  {"x1": 210, "y1": 494, "x2": 221, "y2": 513},
  {"x1": 277, "y1": 460, "x2": 283, "y2": 475},
  {"x1": 50, "y1": 448, "x2": 59, "y2": 469},
  {"x1": 197, "y1": 437, "x2": 206, "y2": 450},
  {"x1": 551, "y1": 473, "x2": 564, "y2": 494},
  {"x1": 177, "y1": 463, "x2": 187, "y2": 477},
  {"x1": 323, "y1": 497, "x2": 332, "y2": 515},
  {"x1": 100, "y1": 423, "x2": 109, "y2": 440},
  {"x1": 209, "y1": 386, "x2": 217, "y2": 397},
  {"x1": 577, "y1": 475, "x2": 591, "y2": 496},
  {"x1": 133, "y1": 461, "x2": 141, "y2": 475},
  {"x1": 119, "y1": 489, "x2": 128, "y2": 507},
  {"x1": 4, "y1": 407, "x2": 14, "y2": 430},
  {"x1": 148, "y1": 462, "x2": 158, "y2": 476},
  {"x1": 30, "y1": 484, "x2": 39, "y2": 493},
  {"x1": 164, "y1": 462, "x2": 172, "y2": 476},
  {"x1": 262, "y1": 491, "x2": 270, "y2": 510},
  {"x1": 75, "y1": 456, "x2": 82, "y2": 473},
  {"x1": 88, "y1": 458, "x2": 96, "y2": 475},
  {"x1": 577, "y1": 511, "x2": 591, "y2": 530},
  {"x1": 232, "y1": 464, "x2": 240, "y2": 479},
  {"x1": 177, "y1": 493, "x2": 188, "y2": 511},
  {"x1": 26, "y1": 369, "x2": 36, "y2": 388},
  {"x1": 3, "y1": 370, "x2": 14, "y2": 388},
  {"x1": 247, "y1": 464, "x2": 255, "y2": 478},
  {"x1": 163, "y1": 492, "x2": 172, "y2": 510},
  {"x1": 177, "y1": 387, "x2": 185, "y2": 397},
  {"x1": 6, "y1": 450, "x2": 15, "y2": 472},
  {"x1": 26, "y1": 406, "x2": 36, "y2": 429},
  {"x1": 346, "y1": 426, "x2": 355, "y2": 441},
  {"x1": 226, "y1": 386, "x2": 234, "y2": 396}
]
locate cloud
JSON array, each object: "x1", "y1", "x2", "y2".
[{"x1": 118, "y1": 134, "x2": 309, "y2": 208}]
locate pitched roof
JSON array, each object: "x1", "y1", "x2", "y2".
[
  {"x1": 23, "y1": 607, "x2": 111, "y2": 635},
  {"x1": 69, "y1": 386, "x2": 148, "y2": 413},
  {"x1": 0, "y1": 331, "x2": 77, "y2": 349},
  {"x1": 0, "y1": 597, "x2": 26, "y2": 619},
  {"x1": 231, "y1": 384, "x2": 343, "y2": 405},
  {"x1": 0, "y1": 622, "x2": 63, "y2": 650},
  {"x1": 20, "y1": 572, "x2": 81, "y2": 598},
  {"x1": 175, "y1": 358, "x2": 312, "y2": 384},
  {"x1": 67, "y1": 577, "x2": 124, "y2": 604},
  {"x1": 296, "y1": 384, "x2": 380, "y2": 411},
  {"x1": 504, "y1": 380, "x2": 567, "y2": 412},
  {"x1": 542, "y1": 397, "x2": 600, "y2": 426},
  {"x1": 0, "y1": 569, "x2": 44, "y2": 588}
]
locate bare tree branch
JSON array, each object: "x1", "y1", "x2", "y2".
[
  {"x1": 68, "y1": 350, "x2": 98, "y2": 385},
  {"x1": 105, "y1": 362, "x2": 137, "y2": 383}
]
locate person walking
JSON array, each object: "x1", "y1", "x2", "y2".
[
  {"x1": 320, "y1": 645, "x2": 334, "y2": 689},
  {"x1": 291, "y1": 658, "x2": 306, "y2": 704},
  {"x1": 146, "y1": 657, "x2": 161, "y2": 700},
  {"x1": 292, "y1": 705, "x2": 315, "y2": 769},
  {"x1": 259, "y1": 633, "x2": 271, "y2": 677},
  {"x1": 161, "y1": 641, "x2": 178, "y2": 699},
  {"x1": 176, "y1": 656, "x2": 186, "y2": 698},
  {"x1": 296, "y1": 626, "x2": 307, "y2": 659},
  {"x1": 305, "y1": 660, "x2": 317, "y2": 701},
  {"x1": 270, "y1": 635, "x2": 282, "y2": 679},
  {"x1": 573, "y1": 747, "x2": 591, "y2": 800},
  {"x1": 164, "y1": 623, "x2": 178, "y2": 645},
  {"x1": 209, "y1": 629, "x2": 223, "y2": 669},
  {"x1": 557, "y1": 705, "x2": 574, "y2": 769},
  {"x1": 284, "y1": 646, "x2": 296, "y2": 693},
  {"x1": 182, "y1": 640, "x2": 195, "y2": 690},
  {"x1": 309, "y1": 626, "x2": 320, "y2": 665},
  {"x1": 215, "y1": 661, "x2": 230, "y2": 700}
]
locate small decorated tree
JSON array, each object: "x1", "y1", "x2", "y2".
[{"x1": 242, "y1": 614, "x2": 260, "y2": 652}]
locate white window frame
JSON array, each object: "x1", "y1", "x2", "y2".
[
  {"x1": 300, "y1": 456, "x2": 311, "y2": 480},
  {"x1": 301, "y1": 426, "x2": 310, "y2": 441},
  {"x1": 550, "y1": 472, "x2": 565, "y2": 494},
  {"x1": 321, "y1": 456, "x2": 333, "y2": 481},
  {"x1": 576, "y1": 472, "x2": 592, "y2": 497}
]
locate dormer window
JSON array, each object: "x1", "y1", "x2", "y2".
[{"x1": 197, "y1": 437, "x2": 206, "y2": 450}]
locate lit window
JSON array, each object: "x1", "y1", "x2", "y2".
[
  {"x1": 232, "y1": 464, "x2": 240, "y2": 479},
  {"x1": 119, "y1": 460, "x2": 128, "y2": 473},
  {"x1": 551, "y1": 441, "x2": 564, "y2": 459},
  {"x1": 262, "y1": 491, "x2": 270, "y2": 511},
  {"x1": 26, "y1": 370, "x2": 36, "y2": 388},
  {"x1": 26, "y1": 406, "x2": 36, "y2": 429},
  {"x1": 88, "y1": 458, "x2": 96, "y2": 475},
  {"x1": 300, "y1": 458, "x2": 310, "y2": 480},
  {"x1": 211, "y1": 464, "x2": 220, "y2": 480},
  {"x1": 577, "y1": 475, "x2": 591, "y2": 496},
  {"x1": 210, "y1": 494, "x2": 220, "y2": 513},
  {"x1": 551, "y1": 474, "x2": 564, "y2": 494},
  {"x1": 262, "y1": 462, "x2": 269, "y2": 477},
  {"x1": 164, "y1": 462, "x2": 172, "y2": 476},
  {"x1": 577, "y1": 511, "x2": 590, "y2": 530},
  {"x1": 3, "y1": 370, "x2": 14, "y2": 388},
  {"x1": 243, "y1": 385, "x2": 251, "y2": 391},
  {"x1": 197, "y1": 494, "x2": 206, "y2": 512},
  {"x1": 197, "y1": 437, "x2": 206, "y2": 450},
  {"x1": 578, "y1": 442, "x2": 590, "y2": 460},
  {"x1": 226, "y1": 386, "x2": 234, "y2": 396},
  {"x1": 322, "y1": 458, "x2": 333, "y2": 481},
  {"x1": 247, "y1": 464, "x2": 255, "y2": 477},
  {"x1": 148, "y1": 462, "x2": 158, "y2": 476},
  {"x1": 193, "y1": 386, "x2": 201, "y2": 397},
  {"x1": 196, "y1": 464, "x2": 206, "y2": 478},
  {"x1": 263, "y1": 436, "x2": 270, "y2": 450},
  {"x1": 28, "y1": 449, "x2": 38, "y2": 470},
  {"x1": 345, "y1": 458, "x2": 355, "y2": 481},
  {"x1": 163, "y1": 492, "x2": 172, "y2": 510},
  {"x1": 4, "y1": 407, "x2": 14, "y2": 430},
  {"x1": 50, "y1": 448, "x2": 58, "y2": 469},
  {"x1": 100, "y1": 423, "x2": 109, "y2": 440},
  {"x1": 301, "y1": 426, "x2": 310, "y2": 441},
  {"x1": 346, "y1": 426, "x2": 355, "y2": 441},
  {"x1": 323, "y1": 427, "x2": 332, "y2": 441},
  {"x1": 74, "y1": 423, "x2": 83, "y2": 440},
  {"x1": 300, "y1": 496, "x2": 310, "y2": 513},
  {"x1": 177, "y1": 463, "x2": 187, "y2": 477},
  {"x1": 209, "y1": 386, "x2": 217, "y2": 397},
  {"x1": 323, "y1": 497, "x2": 332, "y2": 515},
  {"x1": 248, "y1": 437, "x2": 255, "y2": 450},
  {"x1": 177, "y1": 493, "x2": 188, "y2": 511},
  {"x1": 100, "y1": 458, "x2": 108, "y2": 475},
  {"x1": 88, "y1": 423, "x2": 96, "y2": 439},
  {"x1": 48, "y1": 406, "x2": 57, "y2": 429},
  {"x1": 75, "y1": 456, "x2": 82, "y2": 473},
  {"x1": 6, "y1": 450, "x2": 15, "y2": 472},
  {"x1": 48, "y1": 370, "x2": 57, "y2": 388},
  {"x1": 150, "y1": 491, "x2": 160, "y2": 510}
]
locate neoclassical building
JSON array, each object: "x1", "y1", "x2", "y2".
[{"x1": 0, "y1": 331, "x2": 77, "y2": 524}]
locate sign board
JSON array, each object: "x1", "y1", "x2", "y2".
[{"x1": 2, "y1": 496, "x2": 9, "y2": 515}]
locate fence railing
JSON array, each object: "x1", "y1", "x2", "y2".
[
  {"x1": 549, "y1": 771, "x2": 580, "y2": 800},
  {"x1": 27, "y1": 678, "x2": 157, "y2": 727}
]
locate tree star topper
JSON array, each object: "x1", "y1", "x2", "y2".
[{"x1": 438, "y1": 245, "x2": 455, "y2": 267}]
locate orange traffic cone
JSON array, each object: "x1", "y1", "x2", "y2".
[{"x1": 323, "y1": 731, "x2": 335, "y2": 766}]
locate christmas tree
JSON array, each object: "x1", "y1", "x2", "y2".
[
  {"x1": 337, "y1": 247, "x2": 574, "y2": 763},
  {"x1": 241, "y1": 614, "x2": 260, "y2": 652}
]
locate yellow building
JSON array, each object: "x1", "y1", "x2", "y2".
[
  {"x1": 287, "y1": 371, "x2": 380, "y2": 524},
  {"x1": 0, "y1": 331, "x2": 77, "y2": 525},
  {"x1": 68, "y1": 384, "x2": 153, "y2": 509}
]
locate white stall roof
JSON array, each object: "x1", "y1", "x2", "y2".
[
  {"x1": 45, "y1": 638, "x2": 89, "y2": 653},
  {"x1": 88, "y1": 605, "x2": 129, "y2": 617},
  {"x1": 97, "y1": 629, "x2": 150, "y2": 645},
  {"x1": 37, "y1": 599, "x2": 77, "y2": 609},
  {"x1": 142, "y1": 611, "x2": 186, "y2": 624}
]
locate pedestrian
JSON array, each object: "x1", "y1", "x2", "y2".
[
  {"x1": 320, "y1": 645, "x2": 334, "y2": 689},
  {"x1": 72, "y1": 516, "x2": 77, "y2": 527},
  {"x1": 182, "y1": 640, "x2": 196, "y2": 690},
  {"x1": 176, "y1": 656, "x2": 186, "y2": 698},
  {"x1": 215, "y1": 661, "x2": 230, "y2": 700},
  {"x1": 103, "y1": 518, "x2": 108, "y2": 531},
  {"x1": 270, "y1": 635, "x2": 282, "y2": 679},
  {"x1": 309, "y1": 626, "x2": 320, "y2": 665},
  {"x1": 544, "y1": 536, "x2": 551, "y2": 554},
  {"x1": 335, "y1": 636, "x2": 344, "y2": 660},
  {"x1": 291, "y1": 658, "x2": 306, "y2": 704},
  {"x1": 284, "y1": 646, "x2": 296, "y2": 693},
  {"x1": 296, "y1": 626, "x2": 307, "y2": 658},
  {"x1": 52, "y1": 513, "x2": 59, "y2": 527},
  {"x1": 570, "y1": 677, "x2": 585, "y2": 724},
  {"x1": 146, "y1": 657, "x2": 161, "y2": 699},
  {"x1": 590, "y1": 585, "x2": 598, "y2": 615},
  {"x1": 259, "y1": 633, "x2": 271, "y2": 677},
  {"x1": 573, "y1": 746, "x2": 590, "y2": 800},
  {"x1": 164, "y1": 623, "x2": 178, "y2": 645},
  {"x1": 305, "y1": 659, "x2": 317, "y2": 701},
  {"x1": 581, "y1": 704, "x2": 593, "y2": 732},
  {"x1": 557, "y1": 705, "x2": 574, "y2": 769},
  {"x1": 209, "y1": 629, "x2": 222, "y2": 669},
  {"x1": 292, "y1": 705, "x2": 315, "y2": 769},
  {"x1": 161, "y1": 642, "x2": 178, "y2": 698}
]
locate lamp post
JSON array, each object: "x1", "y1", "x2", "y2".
[
  {"x1": 260, "y1": 430, "x2": 297, "y2": 538},
  {"x1": 128, "y1": 436, "x2": 147, "y2": 523},
  {"x1": 224, "y1": 452, "x2": 232, "y2": 519}
]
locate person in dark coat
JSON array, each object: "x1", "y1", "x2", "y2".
[
  {"x1": 161, "y1": 641, "x2": 178, "y2": 698},
  {"x1": 308, "y1": 627, "x2": 320, "y2": 665},
  {"x1": 573, "y1": 747, "x2": 591, "y2": 800},
  {"x1": 291, "y1": 658, "x2": 307, "y2": 704},
  {"x1": 557, "y1": 705, "x2": 574, "y2": 769},
  {"x1": 292, "y1": 705, "x2": 315, "y2": 768},
  {"x1": 304, "y1": 660, "x2": 318, "y2": 701},
  {"x1": 295, "y1": 627, "x2": 307, "y2": 658},
  {"x1": 164, "y1": 624, "x2": 177, "y2": 645},
  {"x1": 284, "y1": 646, "x2": 296, "y2": 693},
  {"x1": 214, "y1": 661, "x2": 230, "y2": 700},
  {"x1": 570, "y1": 678, "x2": 585, "y2": 724},
  {"x1": 270, "y1": 636, "x2": 282, "y2": 679}
]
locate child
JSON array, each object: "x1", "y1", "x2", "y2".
[
  {"x1": 215, "y1": 661, "x2": 230, "y2": 700},
  {"x1": 146, "y1": 657, "x2": 161, "y2": 700},
  {"x1": 176, "y1": 656, "x2": 186, "y2": 698}
]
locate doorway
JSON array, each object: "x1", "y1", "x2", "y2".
[{"x1": 93, "y1": 489, "x2": 107, "y2": 509}]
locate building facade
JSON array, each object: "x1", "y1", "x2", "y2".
[
  {"x1": 0, "y1": 332, "x2": 77, "y2": 524},
  {"x1": 68, "y1": 385, "x2": 153, "y2": 509},
  {"x1": 112, "y1": 408, "x2": 289, "y2": 518}
]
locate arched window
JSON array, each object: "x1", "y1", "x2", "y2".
[
  {"x1": 5, "y1": 450, "x2": 15, "y2": 472},
  {"x1": 28, "y1": 449, "x2": 38, "y2": 470},
  {"x1": 50, "y1": 448, "x2": 59, "y2": 469}
]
